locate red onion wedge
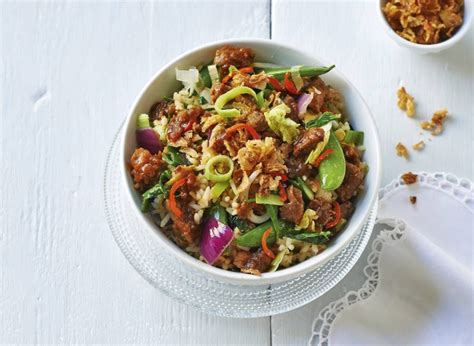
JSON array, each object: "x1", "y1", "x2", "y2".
[
  {"x1": 297, "y1": 93, "x2": 313, "y2": 116},
  {"x1": 136, "y1": 114, "x2": 161, "y2": 154},
  {"x1": 200, "y1": 217, "x2": 234, "y2": 265}
]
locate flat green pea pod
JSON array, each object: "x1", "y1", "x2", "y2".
[
  {"x1": 204, "y1": 155, "x2": 234, "y2": 182},
  {"x1": 319, "y1": 132, "x2": 346, "y2": 190},
  {"x1": 256, "y1": 65, "x2": 335, "y2": 80},
  {"x1": 215, "y1": 86, "x2": 258, "y2": 118},
  {"x1": 236, "y1": 221, "x2": 273, "y2": 248}
]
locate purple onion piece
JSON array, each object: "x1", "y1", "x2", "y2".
[
  {"x1": 136, "y1": 128, "x2": 161, "y2": 154},
  {"x1": 199, "y1": 217, "x2": 234, "y2": 265},
  {"x1": 136, "y1": 114, "x2": 161, "y2": 154},
  {"x1": 297, "y1": 93, "x2": 314, "y2": 115}
]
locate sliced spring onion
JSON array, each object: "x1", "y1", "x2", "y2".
[
  {"x1": 291, "y1": 65, "x2": 304, "y2": 91},
  {"x1": 211, "y1": 181, "x2": 229, "y2": 201},
  {"x1": 247, "y1": 210, "x2": 270, "y2": 224},
  {"x1": 215, "y1": 86, "x2": 258, "y2": 118},
  {"x1": 208, "y1": 64, "x2": 220, "y2": 83},
  {"x1": 199, "y1": 88, "x2": 212, "y2": 104},
  {"x1": 204, "y1": 155, "x2": 234, "y2": 182},
  {"x1": 252, "y1": 62, "x2": 284, "y2": 69},
  {"x1": 255, "y1": 193, "x2": 284, "y2": 206},
  {"x1": 256, "y1": 90, "x2": 265, "y2": 109}
]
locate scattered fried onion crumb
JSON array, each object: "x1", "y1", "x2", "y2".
[
  {"x1": 402, "y1": 172, "x2": 418, "y2": 185},
  {"x1": 397, "y1": 87, "x2": 416, "y2": 117},
  {"x1": 396, "y1": 142, "x2": 409, "y2": 159},
  {"x1": 383, "y1": 0, "x2": 464, "y2": 44},
  {"x1": 410, "y1": 196, "x2": 417, "y2": 204},
  {"x1": 412, "y1": 140, "x2": 425, "y2": 151},
  {"x1": 421, "y1": 108, "x2": 449, "y2": 135}
]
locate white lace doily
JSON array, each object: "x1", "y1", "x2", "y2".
[{"x1": 310, "y1": 172, "x2": 474, "y2": 346}]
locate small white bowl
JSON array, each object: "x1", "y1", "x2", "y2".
[
  {"x1": 377, "y1": 0, "x2": 472, "y2": 54},
  {"x1": 120, "y1": 39, "x2": 382, "y2": 285}
]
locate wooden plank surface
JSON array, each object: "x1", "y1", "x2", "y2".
[
  {"x1": 0, "y1": 1, "x2": 271, "y2": 344},
  {"x1": 271, "y1": 0, "x2": 473, "y2": 344}
]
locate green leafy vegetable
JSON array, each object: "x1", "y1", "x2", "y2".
[
  {"x1": 305, "y1": 112, "x2": 341, "y2": 128},
  {"x1": 206, "y1": 204, "x2": 228, "y2": 224},
  {"x1": 140, "y1": 170, "x2": 172, "y2": 212},
  {"x1": 266, "y1": 204, "x2": 281, "y2": 239},
  {"x1": 343, "y1": 130, "x2": 364, "y2": 145},
  {"x1": 264, "y1": 103, "x2": 300, "y2": 143},
  {"x1": 163, "y1": 146, "x2": 189, "y2": 166},
  {"x1": 199, "y1": 66, "x2": 212, "y2": 88},
  {"x1": 319, "y1": 132, "x2": 346, "y2": 190},
  {"x1": 229, "y1": 215, "x2": 254, "y2": 233},
  {"x1": 290, "y1": 177, "x2": 315, "y2": 200},
  {"x1": 236, "y1": 221, "x2": 274, "y2": 248}
]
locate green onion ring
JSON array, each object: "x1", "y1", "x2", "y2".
[{"x1": 204, "y1": 155, "x2": 234, "y2": 182}]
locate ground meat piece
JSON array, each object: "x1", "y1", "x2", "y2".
[
  {"x1": 241, "y1": 249, "x2": 273, "y2": 275},
  {"x1": 283, "y1": 94, "x2": 300, "y2": 122},
  {"x1": 279, "y1": 143, "x2": 293, "y2": 157},
  {"x1": 210, "y1": 81, "x2": 230, "y2": 102},
  {"x1": 130, "y1": 148, "x2": 163, "y2": 191},
  {"x1": 336, "y1": 163, "x2": 364, "y2": 202},
  {"x1": 286, "y1": 156, "x2": 312, "y2": 179},
  {"x1": 402, "y1": 172, "x2": 418, "y2": 185},
  {"x1": 308, "y1": 197, "x2": 334, "y2": 226},
  {"x1": 149, "y1": 100, "x2": 175, "y2": 123},
  {"x1": 293, "y1": 128, "x2": 325, "y2": 157},
  {"x1": 236, "y1": 201, "x2": 252, "y2": 219},
  {"x1": 232, "y1": 250, "x2": 252, "y2": 269},
  {"x1": 307, "y1": 77, "x2": 329, "y2": 113},
  {"x1": 339, "y1": 201, "x2": 354, "y2": 219},
  {"x1": 279, "y1": 186, "x2": 304, "y2": 224},
  {"x1": 342, "y1": 144, "x2": 362, "y2": 165},
  {"x1": 170, "y1": 215, "x2": 200, "y2": 247},
  {"x1": 247, "y1": 110, "x2": 268, "y2": 132},
  {"x1": 208, "y1": 123, "x2": 226, "y2": 153},
  {"x1": 213, "y1": 45, "x2": 255, "y2": 75},
  {"x1": 167, "y1": 107, "x2": 203, "y2": 142}
]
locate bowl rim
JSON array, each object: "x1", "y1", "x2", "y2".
[
  {"x1": 376, "y1": 0, "x2": 473, "y2": 51},
  {"x1": 119, "y1": 38, "x2": 382, "y2": 285}
]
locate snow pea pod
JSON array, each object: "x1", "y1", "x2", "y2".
[
  {"x1": 319, "y1": 132, "x2": 346, "y2": 190},
  {"x1": 236, "y1": 221, "x2": 274, "y2": 248},
  {"x1": 257, "y1": 65, "x2": 335, "y2": 80}
]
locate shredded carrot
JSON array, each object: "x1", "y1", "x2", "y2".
[
  {"x1": 261, "y1": 227, "x2": 275, "y2": 259},
  {"x1": 225, "y1": 123, "x2": 260, "y2": 140},
  {"x1": 325, "y1": 202, "x2": 341, "y2": 229},
  {"x1": 169, "y1": 178, "x2": 186, "y2": 218},
  {"x1": 314, "y1": 149, "x2": 334, "y2": 167}
]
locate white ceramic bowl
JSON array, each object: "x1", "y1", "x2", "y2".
[
  {"x1": 120, "y1": 39, "x2": 381, "y2": 285},
  {"x1": 377, "y1": 0, "x2": 473, "y2": 54}
]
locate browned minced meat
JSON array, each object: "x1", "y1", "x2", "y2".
[
  {"x1": 213, "y1": 45, "x2": 255, "y2": 75},
  {"x1": 208, "y1": 125, "x2": 226, "y2": 153},
  {"x1": 130, "y1": 148, "x2": 163, "y2": 191},
  {"x1": 283, "y1": 94, "x2": 299, "y2": 122},
  {"x1": 402, "y1": 172, "x2": 418, "y2": 185},
  {"x1": 293, "y1": 128, "x2": 325, "y2": 157},
  {"x1": 247, "y1": 110, "x2": 268, "y2": 132},
  {"x1": 149, "y1": 100, "x2": 175, "y2": 123},
  {"x1": 167, "y1": 106, "x2": 203, "y2": 142},
  {"x1": 339, "y1": 201, "x2": 354, "y2": 219},
  {"x1": 307, "y1": 77, "x2": 330, "y2": 113},
  {"x1": 336, "y1": 163, "x2": 364, "y2": 202},
  {"x1": 342, "y1": 144, "x2": 362, "y2": 165},
  {"x1": 167, "y1": 169, "x2": 199, "y2": 247},
  {"x1": 232, "y1": 250, "x2": 252, "y2": 269},
  {"x1": 286, "y1": 155, "x2": 312, "y2": 179},
  {"x1": 258, "y1": 174, "x2": 273, "y2": 196},
  {"x1": 210, "y1": 81, "x2": 230, "y2": 103},
  {"x1": 240, "y1": 249, "x2": 273, "y2": 275},
  {"x1": 280, "y1": 186, "x2": 304, "y2": 224},
  {"x1": 308, "y1": 197, "x2": 334, "y2": 227},
  {"x1": 236, "y1": 201, "x2": 252, "y2": 219}
]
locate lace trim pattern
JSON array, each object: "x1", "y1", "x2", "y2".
[{"x1": 310, "y1": 172, "x2": 474, "y2": 346}]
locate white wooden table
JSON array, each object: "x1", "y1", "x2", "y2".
[{"x1": 1, "y1": 0, "x2": 472, "y2": 344}]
